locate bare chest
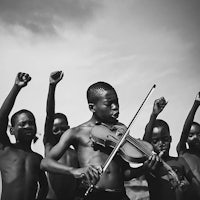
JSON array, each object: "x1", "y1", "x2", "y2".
[{"x1": 0, "y1": 147, "x2": 41, "y2": 183}]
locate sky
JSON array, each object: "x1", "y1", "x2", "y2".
[{"x1": 0, "y1": 0, "x2": 200, "y2": 157}]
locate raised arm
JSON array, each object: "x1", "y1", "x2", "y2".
[
  {"x1": 43, "y1": 71, "x2": 63, "y2": 153},
  {"x1": 177, "y1": 92, "x2": 200, "y2": 154},
  {"x1": 0, "y1": 72, "x2": 31, "y2": 145},
  {"x1": 143, "y1": 97, "x2": 167, "y2": 142}
]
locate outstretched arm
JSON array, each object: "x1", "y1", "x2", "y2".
[
  {"x1": 42, "y1": 129, "x2": 81, "y2": 176},
  {"x1": 43, "y1": 71, "x2": 63, "y2": 154},
  {"x1": 143, "y1": 97, "x2": 167, "y2": 142},
  {"x1": 177, "y1": 92, "x2": 200, "y2": 154},
  {"x1": 41, "y1": 128, "x2": 102, "y2": 186},
  {"x1": 0, "y1": 72, "x2": 31, "y2": 145}
]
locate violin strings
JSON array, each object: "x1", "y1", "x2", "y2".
[{"x1": 126, "y1": 136, "x2": 152, "y2": 157}]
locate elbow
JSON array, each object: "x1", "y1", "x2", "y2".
[
  {"x1": 40, "y1": 158, "x2": 49, "y2": 171},
  {"x1": 176, "y1": 144, "x2": 180, "y2": 154}
]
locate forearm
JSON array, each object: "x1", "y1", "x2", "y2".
[
  {"x1": 0, "y1": 84, "x2": 21, "y2": 118},
  {"x1": 46, "y1": 84, "x2": 56, "y2": 116},
  {"x1": 178, "y1": 101, "x2": 200, "y2": 152},
  {"x1": 43, "y1": 84, "x2": 56, "y2": 144},
  {"x1": 0, "y1": 84, "x2": 20, "y2": 143},
  {"x1": 182, "y1": 101, "x2": 199, "y2": 134},
  {"x1": 143, "y1": 113, "x2": 158, "y2": 142},
  {"x1": 40, "y1": 157, "x2": 75, "y2": 176}
]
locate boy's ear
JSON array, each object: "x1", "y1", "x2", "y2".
[
  {"x1": 10, "y1": 126, "x2": 14, "y2": 135},
  {"x1": 88, "y1": 103, "x2": 95, "y2": 112},
  {"x1": 169, "y1": 136, "x2": 172, "y2": 143}
]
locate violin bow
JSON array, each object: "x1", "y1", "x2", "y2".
[{"x1": 84, "y1": 84, "x2": 156, "y2": 197}]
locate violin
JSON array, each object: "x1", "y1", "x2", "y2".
[
  {"x1": 90, "y1": 123, "x2": 153, "y2": 163},
  {"x1": 90, "y1": 123, "x2": 181, "y2": 189}
]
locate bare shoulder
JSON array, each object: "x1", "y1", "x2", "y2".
[
  {"x1": 33, "y1": 151, "x2": 43, "y2": 159},
  {"x1": 114, "y1": 121, "x2": 127, "y2": 131},
  {"x1": 29, "y1": 151, "x2": 43, "y2": 162},
  {"x1": 70, "y1": 121, "x2": 95, "y2": 135},
  {"x1": 69, "y1": 121, "x2": 95, "y2": 145},
  {"x1": 57, "y1": 121, "x2": 93, "y2": 146}
]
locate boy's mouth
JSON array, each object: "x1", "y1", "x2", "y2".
[
  {"x1": 23, "y1": 130, "x2": 35, "y2": 137},
  {"x1": 112, "y1": 112, "x2": 119, "y2": 119}
]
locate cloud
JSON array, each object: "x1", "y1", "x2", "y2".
[
  {"x1": 0, "y1": 0, "x2": 101, "y2": 34},
  {"x1": 130, "y1": 0, "x2": 200, "y2": 42}
]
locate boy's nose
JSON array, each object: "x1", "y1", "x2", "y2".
[
  {"x1": 24, "y1": 123, "x2": 33, "y2": 129},
  {"x1": 157, "y1": 140, "x2": 163, "y2": 145},
  {"x1": 111, "y1": 103, "x2": 119, "y2": 110},
  {"x1": 24, "y1": 124, "x2": 29, "y2": 128},
  {"x1": 192, "y1": 134, "x2": 198, "y2": 139}
]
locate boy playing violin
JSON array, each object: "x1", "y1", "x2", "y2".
[
  {"x1": 141, "y1": 97, "x2": 200, "y2": 200},
  {"x1": 41, "y1": 81, "x2": 157, "y2": 200}
]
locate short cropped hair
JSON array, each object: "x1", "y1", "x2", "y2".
[
  {"x1": 192, "y1": 121, "x2": 200, "y2": 127},
  {"x1": 11, "y1": 109, "x2": 35, "y2": 126},
  {"x1": 54, "y1": 113, "x2": 68, "y2": 125},
  {"x1": 154, "y1": 119, "x2": 170, "y2": 134},
  {"x1": 87, "y1": 81, "x2": 116, "y2": 104}
]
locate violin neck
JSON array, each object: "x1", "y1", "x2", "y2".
[{"x1": 126, "y1": 135, "x2": 152, "y2": 157}]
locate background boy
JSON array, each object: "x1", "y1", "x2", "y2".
[
  {"x1": 0, "y1": 72, "x2": 48, "y2": 200},
  {"x1": 44, "y1": 71, "x2": 78, "y2": 200}
]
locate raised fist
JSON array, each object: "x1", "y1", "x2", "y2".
[
  {"x1": 15, "y1": 72, "x2": 31, "y2": 88},
  {"x1": 195, "y1": 92, "x2": 200, "y2": 102},
  {"x1": 153, "y1": 97, "x2": 167, "y2": 115},
  {"x1": 49, "y1": 71, "x2": 64, "y2": 85}
]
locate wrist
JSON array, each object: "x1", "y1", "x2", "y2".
[
  {"x1": 151, "y1": 112, "x2": 158, "y2": 118},
  {"x1": 70, "y1": 167, "x2": 79, "y2": 178},
  {"x1": 49, "y1": 82, "x2": 57, "y2": 87},
  {"x1": 13, "y1": 84, "x2": 21, "y2": 91}
]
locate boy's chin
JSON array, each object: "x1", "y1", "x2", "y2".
[{"x1": 106, "y1": 118, "x2": 118, "y2": 124}]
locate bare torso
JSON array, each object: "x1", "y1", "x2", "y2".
[
  {"x1": 0, "y1": 145, "x2": 42, "y2": 200},
  {"x1": 73, "y1": 121, "x2": 126, "y2": 190}
]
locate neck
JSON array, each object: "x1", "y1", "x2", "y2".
[
  {"x1": 91, "y1": 115, "x2": 117, "y2": 127},
  {"x1": 15, "y1": 141, "x2": 32, "y2": 151}
]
